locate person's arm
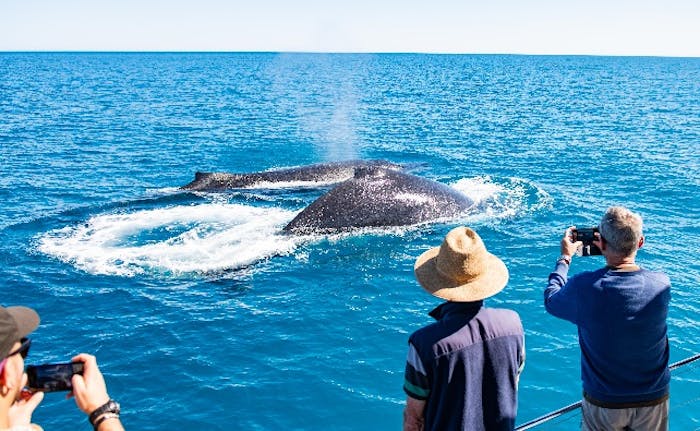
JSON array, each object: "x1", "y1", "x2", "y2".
[
  {"x1": 70, "y1": 354, "x2": 124, "y2": 431},
  {"x1": 403, "y1": 396, "x2": 426, "y2": 431},
  {"x1": 516, "y1": 334, "x2": 525, "y2": 388},
  {"x1": 403, "y1": 341, "x2": 429, "y2": 431},
  {"x1": 544, "y1": 227, "x2": 580, "y2": 323}
]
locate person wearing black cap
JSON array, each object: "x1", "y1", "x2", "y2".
[{"x1": 0, "y1": 305, "x2": 124, "y2": 431}]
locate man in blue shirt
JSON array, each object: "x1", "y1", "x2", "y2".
[
  {"x1": 545, "y1": 206, "x2": 671, "y2": 431},
  {"x1": 403, "y1": 227, "x2": 525, "y2": 431}
]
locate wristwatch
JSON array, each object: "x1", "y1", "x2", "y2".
[
  {"x1": 89, "y1": 399, "x2": 120, "y2": 430},
  {"x1": 556, "y1": 255, "x2": 571, "y2": 265}
]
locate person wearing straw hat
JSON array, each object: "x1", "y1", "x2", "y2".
[
  {"x1": 403, "y1": 227, "x2": 525, "y2": 431},
  {"x1": 545, "y1": 206, "x2": 671, "y2": 431},
  {"x1": 0, "y1": 304, "x2": 125, "y2": 431}
]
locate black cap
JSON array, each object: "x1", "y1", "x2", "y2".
[{"x1": 0, "y1": 306, "x2": 40, "y2": 358}]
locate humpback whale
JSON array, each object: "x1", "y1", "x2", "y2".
[
  {"x1": 283, "y1": 168, "x2": 473, "y2": 234},
  {"x1": 181, "y1": 160, "x2": 402, "y2": 191}
]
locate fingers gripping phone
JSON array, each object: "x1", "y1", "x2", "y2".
[
  {"x1": 572, "y1": 227, "x2": 602, "y2": 256},
  {"x1": 26, "y1": 362, "x2": 84, "y2": 392}
]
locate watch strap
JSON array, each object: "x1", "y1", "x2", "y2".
[{"x1": 89, "y1": 399, "x2": 120, "y2": 428}]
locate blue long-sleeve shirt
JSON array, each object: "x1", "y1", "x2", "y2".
[{"x1": 544, "y1": 261, "x2": 671, "y2": 404}]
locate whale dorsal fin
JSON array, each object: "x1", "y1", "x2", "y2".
[{"x1": 194, "y1": 171, "x2": 210, "y2": 180}]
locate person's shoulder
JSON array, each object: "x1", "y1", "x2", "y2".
[
  {"x1": 408, "y1": 319, "x2": 441, "y2": 342},
  {"x1": 639, "y1": 267, "x2": 668, "y2": 276},
  {"x1": 483, "y1": 307, "x2": 520, "y2": 319},
  {"x1": 640, "y1": 268, "x2": 671, "y2": 286},
  {"x1": 481, "y1": 307, "x2": 523, "y2": 332},
  {"x1": 408, "y1": 319, "x2": 457, "y2": 351}
]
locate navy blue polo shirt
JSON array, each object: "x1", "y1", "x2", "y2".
[{"x1": 404, "y1": 301, "x2": 525, "y2": 431}]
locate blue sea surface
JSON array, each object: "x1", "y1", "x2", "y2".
[{"x1": 1, "y1": 53, "x2": 699, "y2": 430}]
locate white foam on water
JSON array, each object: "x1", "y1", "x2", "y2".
[
  {"x1": 36, "y1": 176, "x2": 551, "y2": 277},
  {"x1": 37, "y1": 203, "x2": 301, "y2": 277},
  {"x1": 451, "y1": 175, "x2": 552, "y2": 223}
]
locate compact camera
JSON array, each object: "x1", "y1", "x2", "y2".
[
  {"x1": 572, "y1": 227, "x2": 602, "y2": 256},
  {"x1": 26, "y1": 362, "x2": 84, "y2": 392}
]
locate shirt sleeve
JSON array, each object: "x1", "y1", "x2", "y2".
[
  {"x1": 544, "y1": 260, "x2": 579, "y2": 324},
  {"x1": 403, "y1": 342, "x2": 430, "y2": 400}
]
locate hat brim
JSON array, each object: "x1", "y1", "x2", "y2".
[
  {"x1": 414, "y1": 246, "x2": 509, "y2": 301},
  {"x1": 7, "y1": 306, "x2": 40, "y2": 338}
]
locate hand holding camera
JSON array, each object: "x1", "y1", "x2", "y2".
[
  {"x1": 24, "y1": 354, "x2": 119, "y2": 428},
  {"x1": 561, "y1": 227, "x2": 581, "y2": 258},
  {"x1": 69, "y1": 353, "x2": 112, "y2": 415},
  {"x1": 560, "y1": 226, "x2": 603, "y2": 260},
  {"x1": 572, "y1": 227, "x2": 602, "y2": 256}
]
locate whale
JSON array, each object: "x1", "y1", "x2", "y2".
[
  {"x1": 181, "y1": 160, "x2": 402, "y2": 191},
  {"x1": 283, "y1": 167, "x2": 473, "y2": 234}
]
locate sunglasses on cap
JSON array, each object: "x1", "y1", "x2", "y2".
[{"x1": 6, "y1": 337, "x2": 31, "y2": 359}]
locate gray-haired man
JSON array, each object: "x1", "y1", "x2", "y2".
[{"x1": 545, "y1": 206, "x2": 671, "y2": 431}]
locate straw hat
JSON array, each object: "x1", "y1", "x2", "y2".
[{"x1": 414, "y1": 227, "x2": 509, "y2": 301}]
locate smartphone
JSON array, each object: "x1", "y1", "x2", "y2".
[
  {"x1": 572, "y1": 227, "x2": 602, "y2": 256},
  {"x1": 26, "y1": 362, "x2": 84, "y2": 392}
]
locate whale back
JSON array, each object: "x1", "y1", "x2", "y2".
[
  {"x1": 283, "y1": 169, "x2": 472, "y2": 234},
  {"x1": 181, "y1": 160, "x2": 401, "y2": 191},
  {"x1": 181, "y1": 171, "x2": 249, "y2": 190}
]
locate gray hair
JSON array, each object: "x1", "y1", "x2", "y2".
[{"x1": 599, "y1": 206, "x2": 643, "y2": 256}]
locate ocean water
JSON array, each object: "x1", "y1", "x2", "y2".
[{"x1": 1, "y1": 52, "x2": 699, "y2": 430}]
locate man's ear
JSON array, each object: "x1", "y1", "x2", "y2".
[
  {"x1": 599, "y1": 237, "x2": 607, "y2": 251},
  {"x1": 0, "y1": 359, "x2": 19, "y2": 390},
  {"x1": 0, "y1": 363, "x2": 9, "y2": 397}
]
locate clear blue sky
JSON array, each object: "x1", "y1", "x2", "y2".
[{"x1": 2, "y1": 0, "x2": 699, "y2": 56}]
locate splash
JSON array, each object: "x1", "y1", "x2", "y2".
[
  {"x1": 36, "y1": 175, "x2": 550, "y2": 277},
  {"x1": 452, "y1": 175, "x2": 552, "y2": 223},
  {"x1": 37, "y1": 204, "x2": 301, "y2": 277}
]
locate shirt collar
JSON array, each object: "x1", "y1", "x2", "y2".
[{"x1": 429, "y1": 300, "x2": 484, "y2": 321}]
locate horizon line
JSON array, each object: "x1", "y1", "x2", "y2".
[{"x1": 1, "y1": 50, "x2": 699, "y2": 59}]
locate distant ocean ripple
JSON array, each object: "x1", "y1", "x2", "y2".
[{"x1": 1, "y1": 53, "x2": 699, "y2": 430}]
